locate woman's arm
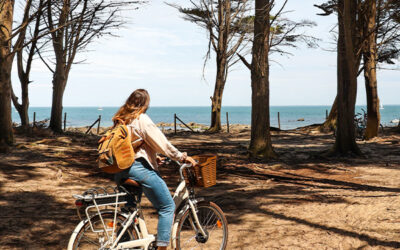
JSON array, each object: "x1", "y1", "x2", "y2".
[{"x1": 140, "y1": 114, "x2": 187, "y2": 162}]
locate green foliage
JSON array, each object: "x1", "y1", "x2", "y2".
[
  {"x1": 377, "y1": 0, "x2": 400, "y2": 64},
  {"x1": 174, "y1": 3, "x2": 253, "y2": 37},
  {"x1": 231, "y1": 15, "x2": 254, "y2": 34},
  {"x1": 314, "y1": 1, "x2": 337, "y2": 16},
  {"x1": 315, "y1": 0, "x2": 400, "y2": 66},
  {"x1": 179, "y1": 8, "x2": 209, "y2": 20},
  {"x1": 171, "y1": 1, "x2": 318, "y2": 61},
  {"x1": 169, "y1": 0, "x2": 253, "y2": 71},
  {"x1": 269, "y1": 18, "x2": 318, "y2": 54}
]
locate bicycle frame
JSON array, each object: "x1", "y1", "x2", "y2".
[
  {"x1": 170, "y1": 163, "x2": 206, "y2": 249},
  {"x1": 71, "y1": 162, "x2": 207, "y2": 250},
  {"x1": 112, "y1": 209, "x2": 156, "y2": 249}
]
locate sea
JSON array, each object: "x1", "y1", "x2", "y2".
[{"x1": 11, "y1": 105, "x2": 400, "y2": 130}]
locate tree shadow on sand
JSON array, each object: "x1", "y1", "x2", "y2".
[
  {"x1": 0, "y1": 191, "x2": 77, "y2": 249},
  {"x1": 169, "y1": 130, "x2": 400, "y2": 248},
  {"x1": 1, "y1": 130, "x2": 399, "y2": 248}
]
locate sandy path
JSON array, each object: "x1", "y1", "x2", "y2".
[{"x1": 0, "y1": 128, "x2": 399, "y2": 249}]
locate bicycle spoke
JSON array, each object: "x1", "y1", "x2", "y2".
[
  {"x1": 185, "y1": 237, "x2": 203, "y2": 250},
  {"x1": 180, "y1": 225, "x2": 202, "y2": 249},
  {"x1": 205, "y1": 223, "x2": 218, "y2": 242},
  {"x1": 201, "y1": 208, "x2": 214, "y2": 225},
  {"x1": 80, "y1": 236, "x2": 100, "y2": 246},
  {"x1": 190, "y1": 241, "x2": 202, "y2": 250},
  {"x1": 182, "y1": 235, "x2": 196, "y2": 246},
  {"x1": 203, "y1": 209, "x2": 217, "y2": 227}
]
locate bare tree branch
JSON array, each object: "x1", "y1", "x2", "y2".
[{"x1": 237, "y1": 53, "x2": 251, "y2": 70}]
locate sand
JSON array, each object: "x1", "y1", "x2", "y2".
[{"x1": 0, "y1": 126, "x2": 399, "y2": 249}]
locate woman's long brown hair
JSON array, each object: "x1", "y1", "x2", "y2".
[{"x1": 112, "y1": 89, "x2": 150, "y2": 125}]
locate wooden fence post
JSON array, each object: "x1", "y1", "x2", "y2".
[
  {"x1": 85, "y1": 117, "x2": 101, "y2": 135},
  {"x1": 175, "y1": 115, "x2": 195, "y2": 132},
  {"x1": 33, "y1": 112, "x2": 36, "y2": 127},
  {"x1": 226, "y1": 112, "x2": 230, "y2": 133},
  {"x1": 174, "y1": 113, "x2": 177, "y2": 134},
  {"x1": 97, "y1": 115, "x2": 101, "y2": 134},
  {"x1": 63, "y1": 112, "x2": 67, "y2": 131},
  {"x1": 326, "y1": 109, "x2": 328, "y2": 120},
  {"x1": 278, "y1": 112, "x2": 281, "y2": 130}
]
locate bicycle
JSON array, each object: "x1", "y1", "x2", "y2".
[{"x1": 67, "y1": 160, "x2": 228, "y2": 250}]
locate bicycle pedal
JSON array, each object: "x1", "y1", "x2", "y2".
[{"x1": 148, "y1": 241, "x2": 157, "y2": 250}]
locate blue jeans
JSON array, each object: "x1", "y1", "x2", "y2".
[{"x1": 114, "y1": 158, "x2": 175, "y2": 247}]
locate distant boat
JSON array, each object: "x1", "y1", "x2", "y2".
[
  {"x1": 98, "y1": 107, "x2": 103, "y2": 111},
  {"x1": 380, "y1": 103, "x2": 384, "y2": 109}
]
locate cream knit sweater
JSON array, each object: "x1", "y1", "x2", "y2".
[{"x1": 128, "y1": 113, "x2": 187, "y2": 170}]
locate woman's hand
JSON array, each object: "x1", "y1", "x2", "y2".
[
  {"x1": 185, "y1": 156, "x2": 197, "y2": 166},
  {"x1": 156, "y1": 155, "x2": 165, "y2": 165}
]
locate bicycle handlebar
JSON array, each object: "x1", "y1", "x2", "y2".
[
  {"x1": 163, "y1": 157, "x2": 196, "y2": 182},
  {"x1": 178, "y1": 162, "x2": 192, "y2": 181}
]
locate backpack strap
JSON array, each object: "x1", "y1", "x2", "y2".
[{"x1": 113, "y1": 118, "x2": 125, "y2": 127}]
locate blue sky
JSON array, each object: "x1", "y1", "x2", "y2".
[{"x1": 12, "y1": 0, "x2": 400, "y2": 107}]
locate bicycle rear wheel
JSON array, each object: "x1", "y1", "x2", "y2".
[
  {"x1": 176, "y1": 201, "x2": 228, "y2": 250},
  {"x1": 68, "y1": 211, "x2": 139, "y2": 250}
]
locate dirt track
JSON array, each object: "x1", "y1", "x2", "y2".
[{"x1": 0, "y1": 127, "x2": 400, "y2": 249}]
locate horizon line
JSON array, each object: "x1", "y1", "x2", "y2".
[{"x1": 25, "y1": 104, "x2": 400, "y2": 108}]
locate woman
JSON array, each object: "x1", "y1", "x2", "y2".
[{"x1": 113, "y1": 89, "x2": 196, "y2": 250}]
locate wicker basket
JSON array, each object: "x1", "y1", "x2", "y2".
[{"x1": 185, "y1": 154, "x2": 217, "y2": 188}]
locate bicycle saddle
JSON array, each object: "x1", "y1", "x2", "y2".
[{"x1": 123, "y1": 178, "x2": 141, "y2": 187}]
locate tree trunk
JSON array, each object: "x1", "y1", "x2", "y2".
[
  {"x1": 320, "y1": 96, "x2": 338, "y2": 132},
  {"x1": 208, "y1": 1, "x2": 230, "y2": 133},
  {"x1": 49, "y1": 68, "x2": 67, "y2": 133},
  {"x1": 12, "y1": 41, "x2": 33, "y2": 130},
  {"x1": 0, "y1": 0, "x2": 15, "y2": 153},
  {"x1": 0, "y1": 63, "x2": 13, "y2": 152},
  {"x1": 48, "y1": 0, "x2": 70, "y2": 133},
  {"x1": 248, "y1": 0, "x2": 276, "y2": 159},
  {"x1": 363, "y1": 0, "x2": 380, "y2": 140},
  {"x1": 10, "y1": 0, "x2": 42, "y2": 132},
  {"x1": 332, "y1": 0, "x2": 360, "y2": 155},
  {"x1": 209, "y1": 55, "x2": 227, "y2": 133},
  {"x1": 11, "y1": 80, "x2": 29, "y2": 129}
]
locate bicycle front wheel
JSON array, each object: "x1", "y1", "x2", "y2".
[
  {"x1": 68, "y1": 211, "x2": 139, "y2": 250},
  {"x1": 176, "y1": 201, "x2": 228, "y2": 250}
]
